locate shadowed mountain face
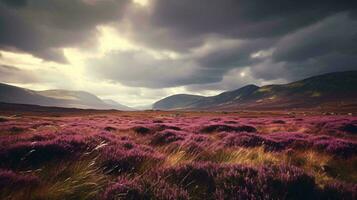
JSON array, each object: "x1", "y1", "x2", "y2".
[
  {"x1": 0, "y1": 83, "x2": 57, "y2": 106},
  {"x1": 153, "y1": 71, "x2": 357, "y2": 110},
  {"x1": 0, "y1": 84, "x2": 133, "y2": 110},
  {"x1": 189, "y1": 84, "x2": 260, "y2": 108},
  {"x1": 153, "y1": 94, "x2": 204, "y2": 110}
]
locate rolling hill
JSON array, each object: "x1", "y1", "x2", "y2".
[
  {"x1": 153, "y1": 71, "x2": 357, "y2": 110},
  {"x1": 0, "y1": 83, "x2": 133, "y2": 110}
]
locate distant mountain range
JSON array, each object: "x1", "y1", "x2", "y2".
[
  {"x1": 0, "y1": 83, "x2": 133, "y2": 111},
  {"x1": 153, "y1": 71, "x2": 357, "y2": 110},
  {"x1": 2, "y1": 71, "x2": 356, "y2": 111}
]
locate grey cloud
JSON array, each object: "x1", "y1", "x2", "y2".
[
  {"x1": 185, "y1": 68, "x2": 260, "y2": 93},
  {"x1": 86, "y1": 37, "x2": 275, "y2": 89},
  {"x1": 151, "y1": 0, "x2": 356, "y2": 39},
  {"x1": 249, "y1": 13, "x2": 357, "y2": 82},
  {"x1": 197, "y1": 38, "x2": 275, "y2": 69},
  {"x1": 283, "y1": 53, "x2": 357, "y2": 80},
  {"x1": 251, "y1": 53, "x2": 357, "y2": 82},
  {"x1": 273, "y1": 13, "x2": 357, "y2": 62},
  {"x1": 90, "y1": 11, "x2": 357, "y2": 89},
  {"x1": 87, "y1": 50, "x2": 224, "y2": 88},
  {"x1": 0, "y1": 0, "x2": 130, "y2": 62},
  {"x1": 122, "y1": 0, "x2": 356, "y2": 52},
  {"x1": 109, "y1": 0, "x2": 357, "y2": 90}
]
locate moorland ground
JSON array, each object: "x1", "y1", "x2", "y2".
[{"x1": 0, "y1": 107, "x2": 356, "y2": 200}]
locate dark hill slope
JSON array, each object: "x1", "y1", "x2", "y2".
[
  {"x1": 0, "y1": 83, "x2": 133, "y2": 110},
  {"x1": 153, "y1": 71, "x2": 357, "y2": 110}
]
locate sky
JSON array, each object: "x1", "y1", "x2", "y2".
[{"x1": 0, "y1": 0, "x2": 356, "y2": 107}]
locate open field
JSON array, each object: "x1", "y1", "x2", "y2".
[{"x1": 0, "y1": 105, "x2": 356, "y2": 199}]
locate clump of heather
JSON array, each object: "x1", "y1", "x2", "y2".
[
  {"x1": 147, "y1": 179, "x2": 189, "y2": 200},
  {"x1": 320, "y1": 182, "x2": 357, "y2": 200},
  {"x1": 162, "y1": 163, "x2": 216, "y2": 199},
  {"x1": 9, "y1": 127, "x2": 26, "y2": 133},
  {"x1": 308, "y1": 117, "x2": 357, "y2": 137},
  {"x1": 158, "y1": 163, "x2": 356, "y2": 200},
  {"x1": 180, "y1": 134, "x2": 214, "y2": 154},
  {"x1": 154, "y1": 124, "x2": 182, "y2": 131},
  {"x1": 313, "y1": 136, "x2": 357, "y2": 157},
  {"x1": 339, "y1": 123, "x2": 357, "y2": 134},
  {"x1": 132, "y1": 126, "x2": 152, "y2": 135},
  {"x1": 200, "y1": 124, "x2": 257, "y2": 133},
  {"x1": 221, "y1": 132, "x2": 273, "y2": 148},
  {"x1": 100, "y1": 145, "x2": 163, "y2": 174},
  {"x1": 219, "y1": 132, "x2": 357, "y2": 157},
  {"x1": 0, "y1": 169, "x2": 40, "y2": 200},
  {"x1": 0, "y1": 169, "x2": 40, "y2": 189},
  {"x1": 272, "y1": 120, "x2": 286, "y2": 124},
  {"x1": 104, "y1": 126, "x2": 117, "y2": 132},
  {"x1": 102, "y1": 177, "x2": 147, "y2": 200},
  {"x1": 150, "y1": 130, "x2": 185, "y2": 145},
  {"x1": 102, "y1": 177, "x2": 189, "y2": 200},
  {"x1": 0, "y1": 134, "x2": 99, "y2": 169}
]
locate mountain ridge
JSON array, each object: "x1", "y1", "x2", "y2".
[
  {"x1": 0, "y1": 83, "x2": 133, "y2": 111},
  {"x1": 153, "y1": 71, "x2": 357, "y2": 110}
]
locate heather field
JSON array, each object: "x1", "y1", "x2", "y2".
[{"x1": 0, "y1": 110, "x2": 356, "y2": 200}]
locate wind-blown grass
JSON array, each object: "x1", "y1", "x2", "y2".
[{"x1": 0, "y1": 112, "x2": 356, "y2": 199}]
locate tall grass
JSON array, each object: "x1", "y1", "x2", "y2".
[{"x1": 0, "y1": 113, "x2": 356, "y2": 199}]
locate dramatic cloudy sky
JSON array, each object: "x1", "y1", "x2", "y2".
[{"x1": 1, "y1": 0, "x2": 356, "y2": 107}]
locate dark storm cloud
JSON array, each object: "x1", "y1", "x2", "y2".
[
  {"x1": 197, "y1": 38, "x2": 275, "y2": 69},
  {"x1": 131, "y1": 0, "x2": 356, "y2": 51},
  {"x1": 93, "y1": 0, "x2": 356, "y2": 91},
  {"x1": 0, "y1": 0, "x2": 130, "y2": 62},
  {"x1": 252, "y1": 52, "x2": 357, "y2": 83},
  {"x1": 252, "y1": 13, "x2": 357, "y2": 82},
  {"x1": 154, "y1": 0, "x2": 355, "y2": 37},
  {"x1": 1, "y1": 0, "x2": 357, "y2": 91},
  {"x1": 273, "y1": 13, "x2": 357, "y2": 62},
  {"x1": 0, "y1": 0, "x2": 27, "y2": 8}
]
